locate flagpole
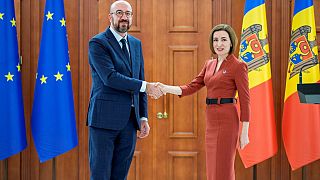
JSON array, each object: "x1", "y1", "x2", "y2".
[
  {"x1": 53, "y1": 158, "x2": 56, "y2": 180},
  {"x1": 4, "y1": 159, "x2": 8, "y2": 180},
  {"x1": 302, "y1": 166, "x2": 306, "y2": 180},
  {"x1": 253, "y1": 165, "x2": 257, "y2": 180}
]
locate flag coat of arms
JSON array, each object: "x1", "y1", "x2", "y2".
[
  {"x1": 31, "y1": 0, "x2": 78, "y2": 162},
  {"x1": 238, "y1": 0, "x2": 278, "y2": 168},
  {"x1": 0, "y1": 1, "x2": 27, "y2": 160},
  {"x1": 282, "y1": 0, "x2": 320, "y2": 170}
]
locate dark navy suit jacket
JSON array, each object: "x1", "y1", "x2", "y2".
[{"x1": 87, "y1": 28, "x2": 148, "y2": 130}]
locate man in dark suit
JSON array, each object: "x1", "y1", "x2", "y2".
[{"x1": 87, "y1": 1, "x2": 162, "y2": 179}]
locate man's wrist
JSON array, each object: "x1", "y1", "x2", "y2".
[
  {"x1": 140, "y1": 81, "x2": 147, "y2": 92},
  {"x1": 140, "y1": 117, "x2": 148, "y2": 121}
]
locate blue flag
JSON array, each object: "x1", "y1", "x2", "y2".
[
  {"x1": 0, "y1": 1, "x2": 27, "y2": 160},
  {"x1": 32, "y1": 0, "x2": 78, "y2": 162}
]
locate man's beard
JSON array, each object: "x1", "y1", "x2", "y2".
[{"x1": 114, "y1": 19, "x2": 131, "y2": 33}]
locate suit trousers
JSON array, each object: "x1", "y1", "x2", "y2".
[{"x1": 89, "y1": 108, "x2": 138, "y2": 180}]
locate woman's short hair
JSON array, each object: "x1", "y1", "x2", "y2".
[{"x1": 208, "y1": 24, "x2": 238, "y2": 54}]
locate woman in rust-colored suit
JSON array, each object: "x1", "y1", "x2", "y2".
[{"x1": 158, "y1": 24, "x2": 250, "y2": 180}]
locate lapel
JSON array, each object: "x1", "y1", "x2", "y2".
[
  {"x1": 217, "y1": 54, "x2": 235, "y2": 77},
  {"x1": 105, "y1": 28, "x2": 132, "y2": 73},
  {"x1": 128, "y1": 35, "x2": 138, "y2": 78},
  {"x1": 222, "y1": 54, "x2": 234, "y2": 70},
  {"x1": 209, "y1": 59, "x2": 218, "y2": 81},
  {"x1": 218, "y1": 54, "x2": 234, "y2": 71},
  {"x1": 211, "y1": 59, "x2": 217, "y2": 74}
]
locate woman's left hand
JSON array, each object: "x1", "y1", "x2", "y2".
[{"x1": 240, "y1": 131, "x2": 249, "y2": 149}]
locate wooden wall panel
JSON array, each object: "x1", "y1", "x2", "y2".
[
  {"x1": 168, "y1": 46, "x2": 198, "y2": 138},
  {"x1": 78, "y1": 0, "x2": 98, "y2": 179},
  {"x1": 127, "y1": 151, "x2": 141, "y2": 180},
  {"x1": 169, "y1": 0, "x2": 198, "y2": 32},
  {"x1": 168, "y1": 151, "x2": 198, "y2": 180},
  {"x1": 128, "y1": 0, "x2": 141, "y2": 32},
  {"x1": 270, "y1": 0, "x2": 282, "y2": 179},
  {"x1": 20, "y1": 0, "x2": 32, "y2": 179},
  {"x1": 279, "y1": 0, "x2": 292, "y2": 179},
  {"x1": 212, "y1": 0, "x2": 232, "y2": 25},
  {"x1": 0, "y1": 161, "x2": 6, "y2": 180}
]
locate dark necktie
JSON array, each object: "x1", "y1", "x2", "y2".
[
  {"x1": 120, "y1": 38, "x2": 133, "y2": 106},
  {"x1": 120, "y1": 38, "x2": 130, "y2": 63}
]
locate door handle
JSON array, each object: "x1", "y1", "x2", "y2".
[
  {"x1": 157, "y1": 95, "x2": 168, "y2": 119},
  {"x1": 157, "y1": 112, "x2": 163, "y2": 119},
  {"x1": 163, "y1": 112, "x2": 168, "y2": 119}
]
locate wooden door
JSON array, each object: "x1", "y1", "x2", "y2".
[{"x1": 153, "y1": 0, "x2": 212, "y2": 179}]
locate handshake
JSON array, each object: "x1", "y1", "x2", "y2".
[{"x1": 145, "y1": 82, "x2": 168, "y2": 99}]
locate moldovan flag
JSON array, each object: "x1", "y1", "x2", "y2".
[
  {"x1": 238, "y1": 0, "x2": 278, "y2": 168},
  {"x1": 31, "y1": 0, "x2": 78, "y2": 162},
  {"x1": 282, "y1": 0, "x2": 320, "y2": 170},
  {"x1": 0, "y1": 0, "x2": 27, "y2": 160}
]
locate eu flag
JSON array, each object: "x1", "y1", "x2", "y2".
[
  {"x1": 31, "y1": 0, "x2": 78, "y2": 162},
  {"x1": 0, "y1": 1, "x2": 27, "y2": 160}
]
